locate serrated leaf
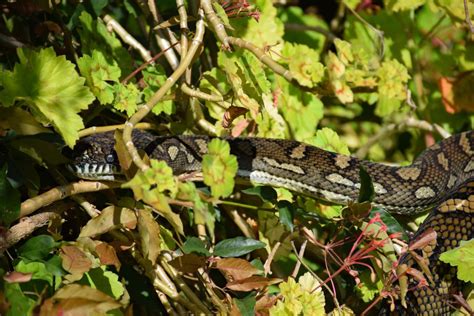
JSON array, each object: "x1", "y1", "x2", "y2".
[
  {"x1": 440, "y1": 239, "x2": 474, "y2": 283},
  {"x1": 278, "y1": 80, "x2": 324, "y2": 141},
  {"x1": 213, "y1": 237, "x2": 266, "y2": 257},
  {"x1": 79, "y1": 206, "x2": 137, "y2": 238},
  {"x1": 334, "y1": 38, "x2": 354, "y2": 65},
  {"x1": 77, "y1": 11, "x2": 133, "y2": 74},
  {"x1": 77, "y1": 50, "x2": 121, "y2": 105},
  {"x1": 283, "y1": 43, "x2": 325, "y2": 88},
  {"x1": 18, "y1": 235, "x2": 59, "y2": 261},
  {"x1": 385, "y1": 0, "x2": 425, "y2": 11},
  {"x1": 113, "y1": 83, "x2": 140, "y2": 116},
  {"x1": 354, "y1": 270, "x2": 383, "y2": 302},
  {"x1": 202, "y1": 139, "x2": 238, "y2": 198},
  {"x1": 310, "y1": 127, "x2": 350, "y2": 155},
  {"x1": 376, "y1": 59, "x2": 410, "y2": 116},
  {"x1": 123, "y1": 159, "x2": 178, "y2": 199},
  {"x1": 137, "y1": 208, "x2": 161, "y2": 265},
  {"x1": 0, "y1": 164, "x2": 20, "y2": 225},
  {"x1": 182, "y1": 237, "x2": 211, "y2": 256},
  {"x1": 143, "y1": 66, "x2": 175, "y2": 116},
  {"x1": 0, "y1": 47, "x2": 94, "y2": 147},
  {"x1": 270, "y1": 272, "x2": 325, "y2": 316}
]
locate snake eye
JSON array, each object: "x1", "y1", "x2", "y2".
[{"x1": 106, "y1": 154, "x2": 115, "y2": 163}]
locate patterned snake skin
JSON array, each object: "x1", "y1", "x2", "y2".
[{"x1": 70, "y1": 130, "x2": 474, "y2": 314}]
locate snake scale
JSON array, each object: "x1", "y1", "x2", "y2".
[{"x1": 70, "y1": 129, "x2": 474, "y2": 315}]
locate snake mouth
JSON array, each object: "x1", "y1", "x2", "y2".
[{"x1": 67, "y1": 163, "x2": 122, "y2": 181}]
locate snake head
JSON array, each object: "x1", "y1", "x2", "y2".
[{"x1": 65, "y1": 132, "x2": 122, "y2": 181}]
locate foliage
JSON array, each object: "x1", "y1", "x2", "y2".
[{"x1": 0, "y1": 0, "x2": 472, "y2": 315}]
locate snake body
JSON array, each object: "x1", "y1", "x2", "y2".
[{"x1": 70, "y1": 130, "x2": 474, "y2": 314}]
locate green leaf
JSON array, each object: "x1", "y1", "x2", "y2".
[
  {"x1": 0, "y1": 164, "x2": 20, "y2": 225},
  {"x1": 270, "y1": 272, "x2": 325, "y2": 316},
  {"x1": 310, "y1": 128, "x2": 350, "y2": 155},
  {"x1": 440, "y1": 239, "x2": 474, "y2": 283},
  {"x1": 242, "y1": 186, "x2": 277, "y2": 203},
  {"x1": 370, "y1": 207, "x2": 408, "y2": 241},
  {"x1": 4, "y1": 283, "x2": 36, "y2": 316},
  {"x1": 282, "y1": 43, "x2": 325, "y2": 88},
  {"x1": 83, "y1": 267, "x2": 124, "y2": 300},
  {"x1": 0, "y1": 47, "x2": 94, "y2": 147},
  {"x1": 123, "y1": 159, "x2": 177, "y2": 199},
  {"x1": 18, "y1": 235, "x2": 59, "y2": 261},
  {"x1": 77, "y1": 11, "x2": 133, "y2": 75},
  {"x1": 277, "y1": 201, "x2": 294, "y2": 232},
  {"x1": 15, "y1": 260, "x2": 54, "y2": 286},
  {"x1": 77, "y1": 50, "x2": 121, "y2": 105},
  {"x1": 234, "y1": 293, "x2": 256, "y2": 316},
  {"x1": 143, "y1": 66, "x2": 175, "y2": 116},
  {"x1": 376, "y1": 59, "x2": 410, "y2": 117},
  {"x1": 385, "y1": 0, "x2": 426, "y2": 12},
  {"x1": 202, "y1": 139, "x2": 238, "y2": 198},
  {"x1": 113, "y1": 83, "x2": 140, "y2": 116},
  {"x1": 213, "y1": 237, "x2": 266, "y2": 258},
  {"x1": 358, "y1": 166, "x2": 375, "y2": 203},
  {"x1": 182, "y1": 237, "x2": 211, "y2": 256},
  {"x1": 354, "y1": 270, "x2": 382, "y2": 302},
  {"x1": 278, "y1": 79, "x2": 324, "y2": 141}
]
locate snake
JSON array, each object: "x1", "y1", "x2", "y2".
[{"x1": 69, "y1": 129, "x2": 474, "y2": 315}]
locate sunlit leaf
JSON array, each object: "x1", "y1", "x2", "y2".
[
  {"x1": 0, "y1": 47, "x2": 94, "y2": 147},
  {"x1": 440, "y1": 239, "x2": 474, "y2": 282}
]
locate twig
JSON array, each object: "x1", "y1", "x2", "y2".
[
  {"x1": 103, "y1": 15, "x2": 153, "y2": 63},
  {"x1": 135, "y1": 0, "x2": 179, "y2": 69},
  {"x1": 176, "y1": 0, "x2": 189, "y2": 56},
  {"x1": 201, "y1": 0, "x2": 230, "y2": 49},
  {"x1": 464, "y1": 0, "x2": 474, "y2": 33},
  {"x1": 20, "y1": 181, "x2": 121, "y2": 218},
  {"x1": 291, "y1": 240, "x2": 307, "y2": 278},
  {"x1": 355, "y1": 118, "x2": 451, "y2": 158},
  {"x1": 123, "y1": 9, "x2": 205, "y2": 171},
  {"x1": 79, "y1": 123, "x2": 157, "y2": 138},
  {"x1": 228, "y1": 36, "x2": 294, "y2": 83},
  {"x1": 264, "y1": 242, "x2": 281, "y2": 276},
  {"x1": 181, "y1": 83, "x2": 224, "y2": 102},
  {"x1": 0, "y1": 212, "x2": 59, "y2": 251}
]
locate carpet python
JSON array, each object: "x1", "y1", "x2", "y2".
[{"x1": 69, "y1": 129, "x2": 474, "y2": 315}]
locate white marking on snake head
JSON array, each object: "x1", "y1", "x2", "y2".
[
  {"x1": 415, "y1": 186, "x2": 436, "y2": 199},
  {"x1": 167, "y1": 145, "x2": 179, "y2": 161}
]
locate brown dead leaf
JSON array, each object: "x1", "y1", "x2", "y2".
[
  {"x1": 169, "y1": 253, "x2": 207, "y2": 274},
  {"x1": 39, "y1": 284, "x2": 121, "y2": 316},
  {"x1": 95, "y1": 242, "x2": 121, "y2": 270},
  {"x1": 223, "y1": 106, "x2": 249, "y2": 128},
  {"x1": 214, "y1": 258, "x2": 260, "y2": 281},
  {"x1": 79, "y1": 206, "x2": 137, "y2": 238},
  {"x1": 137, "y1": 209, "x2": 161, "y2": 265},
  {"x1": 226, "y1": 276, "x2": 282, "y2": 291},
  {"x1": 60, "y1": 245, "x2": 92, "y2": 275},
  {"x1": 439, "y1": 72, "x2": 474, "y2": 113},
  {"x1": 3, "y1": 271, "x2": 32, "y2": 283},
  {"x1": 255, "y1": 294, "x2": 279, "y2": 315}
]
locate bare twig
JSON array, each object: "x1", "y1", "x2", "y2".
[
  {"x1": 176, "y1": 0, "x2": 189, "y2": 56},
  {"x1": 464, "y1": 0, "x2": 474, "y2": 33},
  {"x1": 103, "y1": 14, "x2": 153, "y2": 63},
  {"x1": 181, "y1": 83, "x2": 224, "y2": 102},
  {"x1": 79, "y1": 122, "x2": 157, "y2": 138},
  {"x1": 20, "y1": 181, "x2": 121, "y2": 218},
  {"x1": 291, "y1": 240, "x2": 307, "y2": 278},
  {"x1": 123, "y1": 9, "x2": 205, "y2": 171},
  {"x1": 355, "y1": 118, "x2": 451, "y2": 158},
  {"x1": 201, "y1": 0, "x2": 230, "y2": 49}
]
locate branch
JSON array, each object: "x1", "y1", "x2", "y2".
[
  {"x1": 201, "y1": 0, "x2": 230, "y2": 49},
  {"x1": 20, "y1": 181, "x2": 120, "y2": 218},
  {"x1": 103, "y1": 15, "x2": 153, "y2": 63},
  {"x1": 123, "y1": 9, "x2": 205, "y2": 171},
  {"x1": 465, "y1": 0, "x2": 474, "y2": 33}
]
